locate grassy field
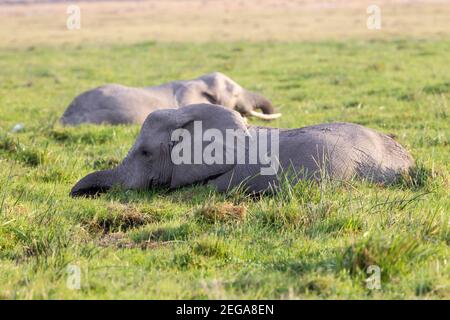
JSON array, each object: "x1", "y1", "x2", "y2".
[
  {"x1": 1, "y1": 40, "x2": 449, "y2": 299},
  {"x1": 0, "y1": 1, "x2": 449, "y2": 299}
]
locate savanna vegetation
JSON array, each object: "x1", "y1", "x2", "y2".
[{"x1": 0, "y1": 1, "x2": 449, "y2": 299}]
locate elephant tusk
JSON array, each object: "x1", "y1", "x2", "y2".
[{"x1": 249, "y1": 110, "x2": 282, "y2": 120}]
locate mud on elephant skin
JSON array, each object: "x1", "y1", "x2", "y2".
[
  {"x1": 70, "y1": 104, "x2": 414, "y2": 197},
  {"x1": 60, "y1": 72, "x2": 281, "y2": 126}
]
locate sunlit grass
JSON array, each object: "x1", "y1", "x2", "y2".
[{"x1": 0, "y1": 40, "x2": 449, "y2": 299}]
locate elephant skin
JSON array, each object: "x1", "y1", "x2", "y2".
[{"x1": 60, "y1": 72, "x2": 280, "y2": 125}]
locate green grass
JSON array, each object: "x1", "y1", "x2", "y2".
[{"x1": 0, "y1": 40, "x2": 449, "y2": 299}]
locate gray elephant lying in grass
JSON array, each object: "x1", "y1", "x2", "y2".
[
  {"x1": 70, "y1": 104, "x2": 414, "y2": 197},
  {"x1": 61, "y1": 72, "x2": 281, "y2": 125}
]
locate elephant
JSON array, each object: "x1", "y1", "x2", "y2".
[
  {"x1": 70, "y1": 104, "x2": 414, "y2": 197},
  {"x1": 60, "y1": 72, "x2": 281, "y2": 125}
]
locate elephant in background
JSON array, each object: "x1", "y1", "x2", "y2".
[
  {"x1": 60, "y1": 72, "x2": 281, "y2": 125},
  {"x1": 70, "y1": 104, "x2": 414, "y2": 197}
]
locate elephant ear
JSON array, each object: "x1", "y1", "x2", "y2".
[
  {"x1": 199, "y1": 72, "x2": 242, "y2": 108},
  {"x1": 170, "y1": 104, "x2": 249, "y2": 188},
  {"x1": 175, "y1": 83, "x2": 218, "y2": 106}
]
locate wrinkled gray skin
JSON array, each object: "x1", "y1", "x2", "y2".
[
  {"x1": 60, "y1": 72, "x2": 279, "y2": 125},
  {"x1": 70, "y1": 104, "x2": 414, "y2": 197}
]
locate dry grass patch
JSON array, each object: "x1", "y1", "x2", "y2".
[
  {"x1": 98, "y1": 232, "x2": 134, "y2": 248},
  {"x1": 195, "y1": 202, "x2": 247, "y2": 224},
  {"x1": 1, "y1": 0, "x2": 449, "y2": 48},
  {"x1": 87, "y1": 204, "x2": 151, "y2": 233},
  {"x1": 98, "y1": 232, "x2": 181, "y2": 250}
]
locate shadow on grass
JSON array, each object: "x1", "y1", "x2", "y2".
[
  {"x1": 0, "y1": 131, "x2": 47, "y2": 167},
  {"x1": 393, "y1": 162, "x2": 435, "y2": 191}
]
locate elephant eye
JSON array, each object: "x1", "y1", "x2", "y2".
[
  {"x1": 141, "y1": 149, "x2": 150, "y2": 157},
  {"x1": 202, "y1": 92, "x2": 217, "y2": 104}
]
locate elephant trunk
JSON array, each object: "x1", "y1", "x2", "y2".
[
  {"x1": 245, "y1": 91, "x2": 282, "y2": 120},
  {"x1": 246, "y1": 91, "x2": 275, "y2": 114},
  {"x1": 70, "y1": 168, "x2": 121, "y2": 197}
]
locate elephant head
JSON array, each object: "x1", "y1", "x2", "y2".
[
  {"x1": 70, "y1": 104, "x2": 249, "y2": 197},
  {"x1": 186, "y1": 72, "x2": 282, "y2": 120}
]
